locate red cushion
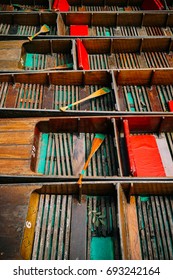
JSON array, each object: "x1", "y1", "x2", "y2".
[
  {"x1": 52, "y1": 0, "x2": 70, "y2": 11},
  {"x1": 168, "y1": 100, "x2": 173, "y2": 112},
  {"x1": 70, "y1": 25, "x2": 89, "y2": 36},
  {"x1": 123, "y1": 120, "x2": 166, "y2": 177},
  {"x1": 142, "y1": 0, "x2": 164, "y2": 10},
  {"x1": 76, "y1": 39, "x2": 90, "y2": 70}
]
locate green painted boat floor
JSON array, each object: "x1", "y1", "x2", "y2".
[
  {"x1": 90, "y1": 237, "x2": 114, "y2": 260},
  {"x1": 25, "y1": 53, "x2": 73, "y2": 70}
]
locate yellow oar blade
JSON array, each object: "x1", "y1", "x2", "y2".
[
  {"x1": 60, "y1": 87, "x2": 111, "y2": 112},
  {"x1": 28, "y1": 24, "x2": 50, "y2": 41},
  {"x1": 77, "y1": 134, "x2": 106, "y2": 185}
]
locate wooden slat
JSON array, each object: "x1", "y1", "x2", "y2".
[
  {"x1": 138, "y1": 53, "x2": 148, "y2": 68},
  {"x1": 72, "y1": 133, "x2": 85, "y2": 176},
  {"x1": 0, "y1": 131, "x2": 33, "y2": 145},
  {"x1": 64, "y1": 195, "x2": 72, "y2": 260},
  {"x1": 46, "y1": 55, "x2": 56, "y2": 69},
  {"x1": 80, "y1": 86, "x2": 90, "y2": 110},
  {"x1": 5, "y1": 83, "x2": 19, "y2": 108},
  {"x1": 58, "y1": 195, "x2": 67, "y2": 260},
  {"x1": 159, "y1": 196, "x2": 173, "y2": 259},
  {"x1": 38, "y1": 195, "x2": 49, "y2": 260},
  {"x1": 136, "y1": 196, "x2": 148, "y2": 260},
  {"x1": 154, "y1": 196, "x2": 169, "y2": 259},
  {"x1": 51, "y1": 195, "x2": 61, "y2": 260},
  {"x1": 42, "y1": 85, "x2": 54, "y2": 109},
  {"x1": 70, "y1": 195, "x2": 87, "y2": 260},
  {"x1": 0, "y1": 145, "x2": 31, "y2": 159},
  {"x1": 0, "y1": 159, "x2": 32, "y2": 174},
  {"x1": 147, "y1": 86, "x2": 162, "y2": 111},
  {"x1": 0, "y1": 119, "x2": 36, "y2": 131},
  {"x1": 117, "y1": 86, "x2": 127, "y2": 111},
  {"x1": 108, "y1": 54, "x2": 117, "y2": 69},
  {"x1": 165, "y1": 54, "x2": 173, "y2": 67},
  {"x1": 150, "y1": 196, "x2": 164, "y2": 260},
  {"x1": 44, "y1": 195, "x2": 56, "y2": 260}
]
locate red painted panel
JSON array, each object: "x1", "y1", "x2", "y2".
[
  {"x1": 52, "y1": 0, "x2": 70, "y2": 11},
  {"x1": 168, "y1": 100, "x2": 173, "y2": 112},
  {"x1": 76, "y1": 39, "x2": 90, "y2": 70},
  {"x1": 70, "y1": 25, "x2": 89, "y2": 36}
]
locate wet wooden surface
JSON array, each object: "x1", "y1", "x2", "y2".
[{"x1": 0, "y1": 184, "x2": 39, "y2": 259}]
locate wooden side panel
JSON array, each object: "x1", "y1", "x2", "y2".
[
  {"x1": 20, "y1": 192, "x2": 40, "y2": 260},
  {"x1": 118, "y1": 186, "x2": 131, "y2": 260},
  {"x1": 126, "y1": 196, "x2": 142, "y2": 260},
  {"x1": 57, "y1": 14, "x2": 66, "y2": 35}
]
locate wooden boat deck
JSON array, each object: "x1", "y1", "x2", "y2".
[
  {"x1": 1, "y1": 37, "x2": 173, "y2": 72},
  {"x1": 0, "y1": 182, "x2": 172, "y2": 260},
  {"x1": 1, "y1": 69, "x2": 173, "y2": 115},
  {"x1": 0, "y1": 11, "x2": 173, "y2": 38},
  {"x1": 1, "y1": 115, "x2": 173, "y2": 178},
  {"x1": 1, "y1": 0, "x2": 173, "y2": 12}
]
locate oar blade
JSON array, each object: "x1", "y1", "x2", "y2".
[
  {"x1": 77, "y1": 133, "x2": 106, "y2": 185},
  {"x1": 59, "y1": 87, "x2": 111, "y2": 112}
]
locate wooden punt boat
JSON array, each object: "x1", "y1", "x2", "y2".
[
  {"x1": 1, "y1": 37, "x2": 173, "y2": 72},
  {"x1": 0, "y1": 69, "x2": 173, "y2": 116},
  {"x1": 0, "y1": 181, "x2": 172, "y2": 260},
  {"x1": 0, "y1": 0, "x2": 172, "y2": 12},
  {"x1": 1, "y1": 115, "x2": 173, "y2": 179},
  {"x1": 0, "y1": 11, "x2": 173, "y2": 38}
]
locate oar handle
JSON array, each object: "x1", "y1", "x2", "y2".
[{"x1": 28, "y1": 31, "x2": 41, "y2": 41}]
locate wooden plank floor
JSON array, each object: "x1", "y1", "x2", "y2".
[
  {"x1": 37, "y1": 132, "x2": 118, "y2": 176},
  {"x1": 28, "y1": 194, "x2": 121, "y2": 260},
  {"x1": 136, "y1": 195, "x2": 173, "y2": 260},
  {"x1": 31, "y1": 194, "x2": 72, "y2": 260}
]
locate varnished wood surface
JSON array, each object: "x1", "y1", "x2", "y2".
[
  {"x1": 126, "y1": 196, "x2": 142, "y2": 260},
  {"x1": 1, "y1": 115, "x2": 173, "y2": 176},
  {"x1": 0, "y1": 184, "x2": 40, "y2": 260}
]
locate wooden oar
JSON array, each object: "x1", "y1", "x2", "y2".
[
  {"x1": 59, "y1": 87, "x2": 111, "y2": 111},
  {"x1": 42, "y1": 63, "x2": 73, "y2": 71},
  {"x1": 28, "y1": 24, "x2": 50, "y2": 41},
  {"x1": 77, "y1": 134, "x2": 106, "y2": 187}
]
